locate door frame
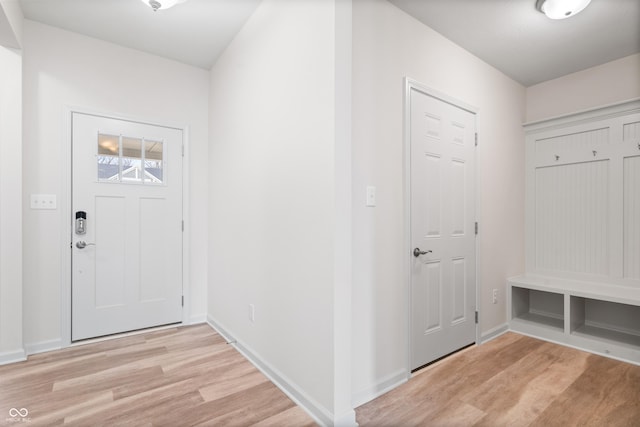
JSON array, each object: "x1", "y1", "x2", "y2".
[
  {"x1": 60, "y1": 106, "x2": 192, "y2": 347},
  {"x1": 403, "y1": 78, "x2": 481, "y2": 374}
]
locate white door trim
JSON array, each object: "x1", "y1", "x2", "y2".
[
  {"x1": 403, "y1": 78, "x2": 480, "y2": 374},
  {"x1": 60, "y1": 106, "x2": 191, "y2": 347}
]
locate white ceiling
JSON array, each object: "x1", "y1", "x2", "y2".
[
  {"x1": 389, "y1": 0, "x2": 640, "y2": 86},
  {"x1": 19, "y1": 0, "x2": 261, "y2": 70},
  {"x1": 17, "y1": 0, "x2": 640, "y2": 86}
]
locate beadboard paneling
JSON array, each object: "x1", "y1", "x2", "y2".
[
  {"x1": 535, "y1": 160, "x2": 609, "y2": 275},
  {"x1": 623, "y1": 121, "x2": 640, "y2": 141},
  {"x1": 526, "y1": 102, "x2": 640, "y2": 287},
  {"x1": 624, "y1": 156, "x2": 640, "y2": 280}
]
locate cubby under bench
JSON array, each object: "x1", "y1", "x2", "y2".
[{"x1": 508, "y1": 275, "x2": 640, "y2": 365}]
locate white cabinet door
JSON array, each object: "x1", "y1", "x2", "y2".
[
  {"x1": 410, "y1": 88, "x2": 477, "y2": 369},
  {"x1": 72, "y1": 112, "x2": 183, "y2": 341}
]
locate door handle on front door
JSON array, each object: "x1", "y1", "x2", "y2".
[
  {"x1": 413, "y1": 248, "x2": 432, "y2": 257},
  {"x1": 76, "y1": 241, "x2": 95, "y2": 249}
]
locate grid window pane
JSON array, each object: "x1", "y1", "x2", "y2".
[
  {"x1": 122, "y1": 137, "x2": 142, "y2": 159},
  {"x1": 144, "y1": 140, "x2": 163, "y2": 182},
  {"x1": 98, "y1": 134, "x2": 120, "y2": 181},
  {"x1": 98, "y1": 155, "x2": 120, "y2": 181},
  {"x1": 122, "y1": 159, "x2": 143, "y2": 182},
  {"x1": 145, "y1": 140, "x2": 163, "y2": 161},
  {"x1": 98, "y1": 134, "x2": 119, "y2": 155},
  {"x1": 97, "y1": 133, "x2": 164, "y2": 184}
]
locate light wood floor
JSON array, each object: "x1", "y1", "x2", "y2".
[
  {"x1": 356, "y1": 332, "x2": 640, "y2": 427},
  {"x1": 0, "y1": 324, "x2": 315, "y2": 426},
  {"x1": 3, "y1": 327, "x2": 639, "y2": 426}
]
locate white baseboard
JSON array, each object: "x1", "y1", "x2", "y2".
[
  {"x1": 0, "y1": 349, "x2": 27, "y2": 365},
  {"x1": 333, "y1": 409, "x2": 358, "y2": 427},
  {"x1": 188, "y1": 313, "x2": 207, "y2": 324},
  {"x1": 480, "y1": 323, "x2": 509, "y2": 344},
  {"x1": 206, "y1": 315, "x2": 335, "y2": 426},
  {"x1": 351, "y1": 369, "x2": 409, "y2": 408},
  {"x1": 24, "y1": 339, "x2": 62, "y2": 356}
]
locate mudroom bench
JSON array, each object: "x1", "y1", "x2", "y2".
[{"x1": 508, "y1": 275, "x2": 640, "y2": 365}]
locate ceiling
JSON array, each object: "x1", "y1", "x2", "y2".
[
  {"x1": 17, "y1": 0, "x2": 640, "y2": 86},
  {"x1": 19, "y1": 0, "x2": 261, "y2": 70},
  {"x1": 389, "y1": 0, "x2": 640, "y2": 86}
]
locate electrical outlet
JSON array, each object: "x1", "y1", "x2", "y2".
[
  {"x1": 249, "y1": 304, "x2": 255, "y2": 323},
  {"x1": 492, "y1": 289, "x2": 498, "y2": 304}
]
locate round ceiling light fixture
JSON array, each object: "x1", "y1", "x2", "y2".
[
  {"x1": 140, "y1": 0, "x2": 187, "y2": 12},
  {"x1": 536, "y1": 0, "x2": 592, "y2": 19}
]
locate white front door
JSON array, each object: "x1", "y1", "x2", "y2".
[
  {"x1": 71, "y1": 112, "x2": 183, "y2": 341},
  {"x1": 410, "y1": 87, "x2": 477, "y2": 370}
]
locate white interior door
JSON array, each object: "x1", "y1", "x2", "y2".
[
  {"x1": 72, "y1": 112, "x2": 183, "y2": 341},
  {"x1": 410, "y1": 87, "x2": 477, "y2": 370}
]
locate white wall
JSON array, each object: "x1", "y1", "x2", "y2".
[
  {"x1": 351, "y1": 0, "x2": 526, "y2": 404},
  {"x1": 526, "y1": 53, "x2": 640, "y2": 123},
  {"x1": 208, "y1": 0, "x2": 355, "y2": 423},
  {"x1": 0, "y1": 0, "x2": 23, "y2": 48},
  {"x1": 22, "y1": 20, "x2": 210, "y2": 349},
  {"x1": 0, "y1": 45, "x2": 24, "y2": 364},
  {"x1": 332, "y1": 0, "x2": 354, "y2": 423}
]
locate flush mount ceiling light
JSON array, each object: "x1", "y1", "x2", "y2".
[
  {"x1": 536, "y1": 0, "x2": 592, "y2": 19},
  {"x1": 140, "y1": 0, "x2": 187, "y2": 12}
]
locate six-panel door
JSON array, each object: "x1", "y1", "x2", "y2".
[{"x1": 410, "y1": 88, "x2": 477, "y2": 369}]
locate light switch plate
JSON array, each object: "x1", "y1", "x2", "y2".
[
  {"x1": 31, "y1": 194, "x2": 57, "y2": 210},
  {"x1": 366, "y1": 186, "x2": 376, "y2": 207}
]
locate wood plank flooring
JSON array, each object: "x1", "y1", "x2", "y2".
[
  {"x1": 3, "y1": 327, "x2": 639, "y2": 426},
  {"x1": 0, "y1": 324, "x2": 316, "y2": 426},
  {"x1": 356, "y1": 332, "x2": 640, "y2": 427}
]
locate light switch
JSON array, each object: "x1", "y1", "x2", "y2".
[
  {"x1": 366, "y1": 186, "x2": 376, "y2": 207},
  {"x1": 31, "y1": 194, "x2": 57, "y2": 210}
]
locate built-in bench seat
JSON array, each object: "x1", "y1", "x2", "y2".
[{"x1": 508, "y1": 274, "x2": 640, "y2": 365}]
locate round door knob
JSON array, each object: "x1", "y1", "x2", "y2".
[{"x1": 413, "y1": 248, "x2": 432, "y2": 257}]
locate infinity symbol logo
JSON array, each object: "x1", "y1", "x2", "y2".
[{"x1": 8, "y1": 408, "x2": 28, "y2": 417}]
